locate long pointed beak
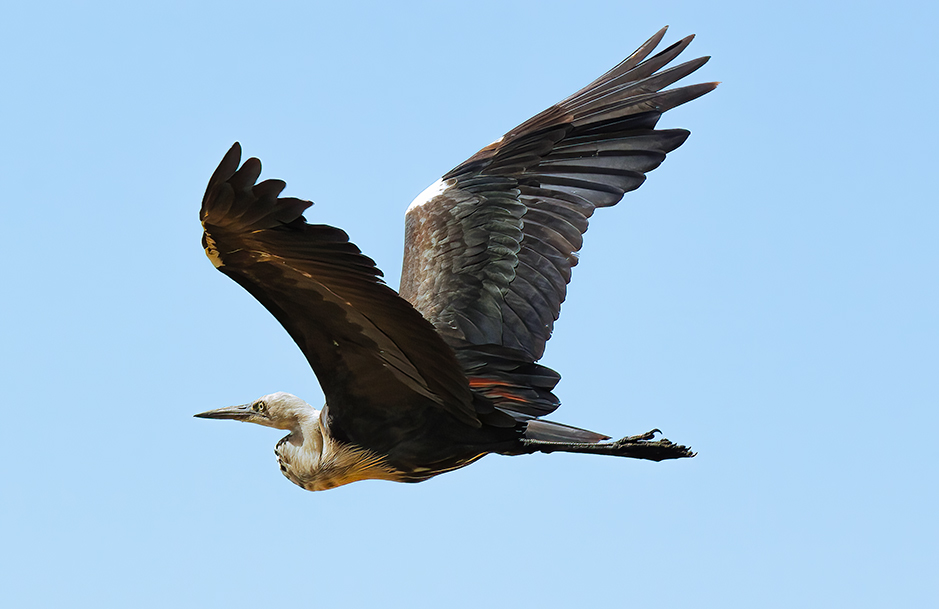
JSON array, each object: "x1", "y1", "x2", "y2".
[{"x1": 193, "y1": 403, "x2": 253, "y2": 420}]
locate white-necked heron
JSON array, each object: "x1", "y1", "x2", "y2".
[{"x1": 195, "y1": 27, "x2": 716, "y2": 491}]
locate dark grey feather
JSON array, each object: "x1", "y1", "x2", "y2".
[{"x1": 400, "y1": 29, "x2": 716, "y2": 407}]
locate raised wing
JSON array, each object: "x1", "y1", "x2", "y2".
[
  {"x1": 201, "y1": 144, "x2": 479, "y2": 428},
  {"x1": 399, "y1": 28, "x2": 716, "y2": 414}
]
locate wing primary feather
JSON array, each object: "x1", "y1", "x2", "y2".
[{"x1": 557, "y1": 26, "x2": 671, "y2": 105}]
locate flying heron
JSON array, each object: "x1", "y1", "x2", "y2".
[{"x1": 195, "y1": 27, "x2": 717, "y2": 491}]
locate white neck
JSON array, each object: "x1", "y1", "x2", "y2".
[{"x1": 274, "y1": 410, "x2": 402, "y2": 491}]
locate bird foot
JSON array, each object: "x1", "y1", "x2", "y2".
[{"x1": 609, "y1": 429, "x2": 695, "y2": 461}]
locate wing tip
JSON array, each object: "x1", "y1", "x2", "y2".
[{"x1": 201, "y1": 143, "x2": 315, "y2": 231}]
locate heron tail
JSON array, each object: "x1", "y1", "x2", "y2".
[{"x1": 524, "y1": 419, "x2": 610, "y2": 443}]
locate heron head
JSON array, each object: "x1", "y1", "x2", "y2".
[{"x1": 194, "y1": 391, "x2": 318, "y2": 431}]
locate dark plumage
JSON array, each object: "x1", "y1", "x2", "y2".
[{"x1": 195, "y1": 27, "x2": 716, "y2": 491}]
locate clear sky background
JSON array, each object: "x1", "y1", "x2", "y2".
[{"x1": 2, "y1": 1, "x2": 936, "y2": 607}]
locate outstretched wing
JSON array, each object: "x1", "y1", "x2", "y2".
[
  {"x1": 201, "y1": 144, "x2": 479, "y2": 428},
  {"x1": 399, "y1": 28, "x2": 715, "y2": 415}
]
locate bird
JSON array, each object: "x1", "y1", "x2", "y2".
[{"x1": 194, "y1": 27, "x2": 717, "y2": 492}]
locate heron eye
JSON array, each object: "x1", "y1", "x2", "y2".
[{"x1": 253, "y1": 401, "x2": 265, "y2": 412}]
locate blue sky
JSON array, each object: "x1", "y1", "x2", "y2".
[{"x1": 2, "y1": 1, "x2": 936, "y2": 607}]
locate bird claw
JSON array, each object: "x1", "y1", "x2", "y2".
[{"x1": 615, "y1": 429, "x2": 663, "y2": 444}]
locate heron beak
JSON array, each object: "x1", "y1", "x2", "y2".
[{"x1": 193, "y1": 403, "x2": 254, "y2": 420}]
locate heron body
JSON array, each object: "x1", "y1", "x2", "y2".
[{"x1": 195, "y1": 27, "x2": 717, "y2": 491}]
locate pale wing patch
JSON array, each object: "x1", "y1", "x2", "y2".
[
  {"x1": 406, "y1": 178, "x2": 454, "y2": 213},
  {"x1": 203, "y1": 233, "x2": 224, "y2": 268}
]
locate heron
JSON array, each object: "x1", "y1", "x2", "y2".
[{"x1": 195, "y1": 27, "x2": 717, "y2": 491}]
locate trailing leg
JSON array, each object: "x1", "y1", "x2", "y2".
[{"x1": 520, "y1": 429, "x2": 694, "y2": 462}]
